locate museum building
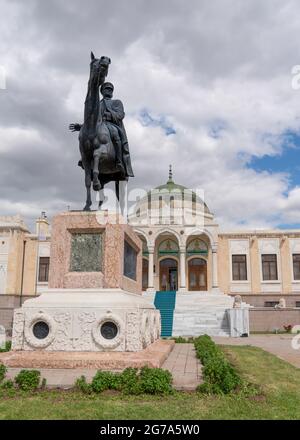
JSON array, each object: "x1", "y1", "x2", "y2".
[{"x1": 1, "y1": 168, "x2": 300, "y2": 336}]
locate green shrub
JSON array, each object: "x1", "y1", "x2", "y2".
[
  {"x1": 41, "y1": 378, "x2": 47, "y2": 389},
  {"x1": 15, "y1": 369, "x2": 41, "y2": 391},
  {"x1": 172, "y1": 336, "x2": 195, "y2": 343},
  {"x1": 139, "y1": 366, "x2": 173, "y2": 395},
  {"x1": 0, "y1": 364, "x2": 7, "y2": 382},
  {"x1": 82, "y1": 367, "x2": 174, "y2": 396},
  {"x1": 0, "y1": 341, "x2": 11, "y2": 353},
  {"x1": 194, "y1": 335, "x2": 242, "y2": 394},
  {"x1": 91, "y1": 371, "x2": 121, "y2": 393},
  {"x1": 173, "y1": 336, "x2": 188, "y2": 343},
  {"x1": 118, "y1": 368, "x2": 141, "y2": 395},
  {"x1": 1, "y1": 379, "x2": 14, "y2": 390},
  {"x1": 75, "y1": 375, "x2": 92, "y2": 394}
]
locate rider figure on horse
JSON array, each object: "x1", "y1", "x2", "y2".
[
  {"x1": 70, "y1": 82, "x2": 134, "y2": 178},
  {"x1": 99, "y1": 82, "x2": 134, "y2": 177}
]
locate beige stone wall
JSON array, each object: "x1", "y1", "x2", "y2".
[
  {"x1": 22, "y1": 238, "x2": 38, "y2": 295},
  {"x1": 249, "y1": 308, "x2": 300, "y2": 332},
  {"x1": 3, "y1": 229, "x2": 44, "y2": 297},
  {"x1": 6, "y1": 230, "x2": 24, "y2": 295},
  {"x1": 217, "y1": 236, "x2": 230, "y2": 294},
  {"x1": 218, "y1": 233, "x2": 300, "y2": 296},
  {"x1": 280, "y1": 238, "x2": 292, "y2": 294}
]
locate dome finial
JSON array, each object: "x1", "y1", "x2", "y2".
[{"x1": 168, "y1": 164, "x2": 173, "y2": 183}]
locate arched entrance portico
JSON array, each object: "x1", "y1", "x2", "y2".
[
  {"x1": 188, "y1": 257, "x2": 207, "y2": 291},
  {"x1": 159, "y1": 258, "x2": 178, "y2": 291}
]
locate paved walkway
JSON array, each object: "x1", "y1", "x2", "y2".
[
  {"x1": 212, "y1": 335, "x2": 300, "y2": 368},
  {"x1": 162, "y1": 343, "x2": 202, "y2": 391}
]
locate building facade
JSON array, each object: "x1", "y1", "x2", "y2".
[{"x1": 1, "y1": 172, "x2": 300, "y2": 334}]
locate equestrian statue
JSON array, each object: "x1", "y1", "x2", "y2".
[{"x1": 69, "y1": 52, "x2": 134, "y2": 211}]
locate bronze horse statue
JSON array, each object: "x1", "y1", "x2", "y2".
[{"x1": 69, "y1": 52, "x2": 133, "y2": 212}]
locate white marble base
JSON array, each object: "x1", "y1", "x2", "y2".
[
  {"x1": 172, "y1": 292, "x2": 235, "y2": 337},
  {"x1": 227, "y1": 308, "x2": 250, "y2": 337},
  {"x1": 12, "y1": 289, "x2": 161, "y2": 352}
]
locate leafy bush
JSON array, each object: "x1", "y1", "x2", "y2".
[
  {"x1": 75, "y1": 375, "x2": 92, "y2": 394},
  {"x1": 194, "y1": 335, "x2": 242, "y2": 394},
  {"x1": 139, "y1": 366, "x2": 173, "y2": 395},
  {"x1": 1, "y1": 379, "x2": 14, "y2": 390},
  {"x1": 0, "y1": 364, "x2": 7, "y2": 382},
  {"x1": 0, "y1": 341, "x2": 11, "y2": 353},
  {"x1": 15, "y1": 370, "x2": 41, "y2": 391},
  {"x1": 172, "y1": 336, "x2": 195, "y2": 343},
  {"x1": 173, "y1": 336, "x2": 188, "y2": 343},
  {"x1": 83, "y1": 367, "x2": 173, "y2": 395},
  {"x1": 91, "y1": 371, "x2": 121, "y2": 393},
  {"x1": 118, "y1": 368, "x2": 141, "y2": 395}
]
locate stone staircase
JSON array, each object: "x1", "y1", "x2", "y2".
[
  {"x1": 172, "y1": 292, "x2": 234, "y2": 337},
  {"x1": 154, "y1": 291, "x2": 177, "y2": 337},
  {"x1": 143, "y1": 291, "x2": 234, "y2": 337}
]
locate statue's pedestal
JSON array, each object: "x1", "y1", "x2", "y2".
[
  {"x1": 12, "y1": 211, "x2": 161, "y2": 353},
  {"x1": 48, "y1": 210, "x2": 142, "y2": 293}
]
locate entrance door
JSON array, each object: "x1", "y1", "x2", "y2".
[
  {"x1": 188, "y1": 258, "x2": 207, "y2": 291},
  {"x1": 160, "y1": 258, "x2": 178, "y2": 291}
]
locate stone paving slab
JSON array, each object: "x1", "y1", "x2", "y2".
[
  {"x1": 161, "y1": 343, "x2": 203, "y2": 391},
  {"x1": 212, "y1": 334, "x2": 300, "y2": 368}
]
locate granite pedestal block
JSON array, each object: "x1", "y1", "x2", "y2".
[
  {"x1": 48, "y1": 211, "x2": 142, "y2": 294},
  {"x1": 11, "y1": 211, "x2": 161, "y2": 352}
]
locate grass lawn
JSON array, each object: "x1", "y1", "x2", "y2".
[{"x1": 0, "y1": 345, "x2": 300, "y2": 420}]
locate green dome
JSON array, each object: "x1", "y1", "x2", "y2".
[{"x1": 146, "y1": 166, "x2": 211, "y2": 215}]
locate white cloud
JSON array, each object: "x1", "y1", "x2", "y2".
[{"x1": 1, "y1": 0, "x2": 300, "y2": 229}]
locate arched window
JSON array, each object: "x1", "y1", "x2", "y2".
[
  {"x1": 158, "y1": 239, "x2": 179, "y2": 256},
  {"x1": 186, "y1": 238, "x2": 208, "y2": 256}
]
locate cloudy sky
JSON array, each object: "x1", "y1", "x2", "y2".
[{"x1": 1, "y1": 0, "x2": 300, "y2": 230}]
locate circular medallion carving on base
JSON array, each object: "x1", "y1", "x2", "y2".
[
  {"x1": 24, "y1": 313, "x2": 56, "y2": 349},
  {"x1": 92, "y1": 314, "x2": 124, "y2": 349},
  {"x1": 33, "y1": 321, "x2": 50, "y2": 339}
]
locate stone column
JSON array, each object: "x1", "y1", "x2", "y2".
[
  {"x1": 179, "y1": 247, "x2": 186, "y2": 290},
  {"x1": 212, "y1": 246, "x2": 219, "y2": 291},
  {"x1": 147, "y1": 247, "x2": 154, "y2": 290}
]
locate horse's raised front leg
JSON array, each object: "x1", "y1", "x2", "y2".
[{"x1": 93, "y1": 147, "x2": 101, "y2": 191}]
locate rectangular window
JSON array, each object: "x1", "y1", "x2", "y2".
[
  {"x1": 265, "y1": 301, "x2": 279, "y2": 308},
  {"x1": 124, "y1": 240, "x2": 137, "y2": 281},
  {"x1": 232, "y1": 255, "x2": 247, "y2": 281},
  {"x1": 38, "y1": 257, "x2": 50, "y2": 282},
  {"x1": 262, "y1": 254, "x2": 278, "y2": 281},
  {"x1": 293, "y1": 254, "x2": 300, "y2": 280},
  {"x1": 296, "y1": 301, "x2": 300, "y2": 308}
]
